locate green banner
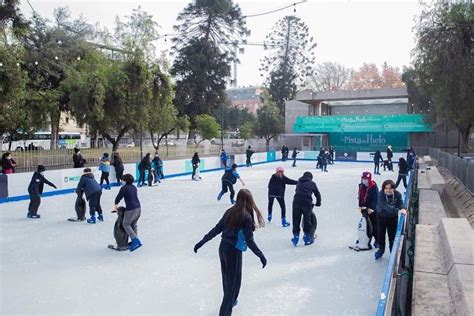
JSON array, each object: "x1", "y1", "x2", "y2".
[
  {"x1": 293, "y1": 114, "x2": 432, "y2": 133},
  {"x1": 329, "y1": 132, "x2": 408, "y2": 151}
]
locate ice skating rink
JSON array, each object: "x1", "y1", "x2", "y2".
[{"x1": 1, "y1": 161, "x2": 402, "y2": 315}]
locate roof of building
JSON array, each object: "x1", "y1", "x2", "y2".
[{"x1": 296, "y1": 87, "x2": 408, "y2": 103}]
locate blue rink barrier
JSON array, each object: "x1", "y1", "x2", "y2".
[{"x1": 375, "y1": 170, "x2": 413, "y2": 315}]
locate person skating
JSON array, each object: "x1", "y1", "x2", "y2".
[
  {"x1": 113, "y1": 174, "x2": 142, "y2": 252},
  {"x1": 217, "y1": 163, "x2": 245, "y2": 204},
  {"x1": 267, "y1": 166, "x2": 298, "y2": 227},
  {"x1": 395, "y1": 157, "x2": 409, "y2": 189},
  {"x1": 372, "y1": 150, "x2": 384, "y2": 175},
  {"x1": 385, "y1": 145, "x2": 394, "y2": 171},
  {"x1": 284, "y1": 145, "x2": 289, "y2": 161},
  {"x1": 27, "y1": 165, "x2": 57, "y2": 219},
  {"x1": 76, "y1": 168, "x2": 104, "y2": 224},
  {"x1": 329, "y1": 146, "x2": 335, "y2": 164},
  {"x1": 72, "y1": 148, "x2": 87, "y2": 168},
  {"x1": 220, "y1": 149, "x2": 228, "y2": 168},
  {"x1": 191, "y1": 152, "x2": 201, "y2": 180},
  {"x1": 112, "y1": 152, "x2": 124, "y2": 184},
  {"x1": 152, "y1": 153, "x2": 162, "y2": 183},
  {"x1": 407, "y1": 148, "x2": 416, "y2": 170},
  {"x1": 1, "y1": 152, "x2": 17, "y2": 174},
  {"x1": 291, "y1": 171, "x2": 322, "y2": 246},
  {"x1": 194, "y1": 189, "x2": 266, "y2": 316},
  {"x1": 137, "y1": 153, "x2": 151, "y2": 187},
  {"x1": 318, "y1": 151, "x2": 328, "y2": 172},
  {"x1": 374, "y1": 180, "x2": 407, "y2": 260},
  {"x1": 99, "y1": 153, "x2": 111, "y2": 190},
  {"x1": 245, "y1": 146, "x2": 254, "y2": 167},
  {"x1": 353, "y1": 171, "x2": 379, "y2": 250},
  {"x1": 291, "y1": 148, "x2": 299, "y2": 167},
  {"x1": 281, "y1": 145, "x2": 286, "y2": 161}
]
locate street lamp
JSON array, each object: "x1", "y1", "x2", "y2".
[{"x1": 220, "y1": 96, "x2": 224, "y2": 150}]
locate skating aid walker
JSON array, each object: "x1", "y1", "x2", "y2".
[{"x1": 349, "y1": 207, "x2": 373, "y2": 251}]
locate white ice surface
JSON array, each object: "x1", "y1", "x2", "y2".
[{"x1": 1, "y1": 161, "x2": 402, "y2": 315}]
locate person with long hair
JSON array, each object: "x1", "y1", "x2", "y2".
[
  {"x1": 194, "y1": 189, "x2": 267, "y2": 316},
  {"x1": 395, "y1": 157, "x2": 409, "y2": 189},
  {"x1": 267, "y1": 166, "x2": 298, "y2": 226},
  {"x1": 1, "y1": 152, "x2": 17, "y2": 174},
  {"x1": 112, "y1": 152, "x2": 124, "y2": 185}
]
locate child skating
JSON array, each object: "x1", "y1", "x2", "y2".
[{"x1": 217, "y1": 163, "x2": 245, "y2": 204}]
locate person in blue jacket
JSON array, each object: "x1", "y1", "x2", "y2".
[
  {"x1": 27, "y1": 165, "x2": 57, "y2": 218},
  {"x1": 357, "y1": 171, "x2": 379, "y2": 249},
  {"x1": 76, "y1": 168, "x2": 103, "y2": 224},
  {"x1": 374, "y1": 179, "x2": 407, "y2": 260},
  {"x1": 194, "y1": 189, "x2": 267, "y2": 316},
  {"x1": 114, "y1": 174, "x2": 142, "y2": 252},
  {"x1": 152, "y1": 153, "x2": 164, "y2": 182},
  {"x1": 292, "y1": 171, "x2": 322, "y2": 246},
  {"x1": 99, "y1": 153, "x2": 111, "y2": 190},
  {"x1": 220, "y1": 149, "x2": 228, "y2": 168},
  {"x1": 217, "y1": 163, "x2": 245, "y2": 204},
  {"x1": 267, "y1": 166, "x2": 298, "y2": 227}
]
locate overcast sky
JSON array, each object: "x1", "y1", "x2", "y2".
[{"x1": 19, "y1": 0, "x2": 421, "y2": 87}]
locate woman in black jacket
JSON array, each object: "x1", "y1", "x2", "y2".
[
  {"x1": 137, "y1": 153, "x2": 151, "y2": 187},
  {"x1": 191, "y1": 152, "x2": 200, "y2": 180},
  {"x1": 395, "y1": 158, "x2": 409, "y2": 189},
  {"x1": 27, "y1": 165, "x2": 57, "y2": 218},
  {"x1": 267, "y1": 166, "x2": 298, "y2": 227},
  {"x1": 194, "y1": 189, "x2": 266, "y2": 316},
  {"x1": 112, "y1": 152, "x2": 124, "y2": 184}
]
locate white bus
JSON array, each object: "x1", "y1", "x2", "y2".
[{"x1": 1, "y1": 132, "x2": 90, "y2": 151}]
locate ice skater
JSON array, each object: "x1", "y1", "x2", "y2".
[
  {"x1": 245, "y1": 146, "x2": 254, "y2": 167},
  {"x1": 152, "y1": 153, "x2": 163, "y2": 183},
  {"x1": 27, "y1": 165, "x2": 57, "y2": 219},
  {"x1": 137, "y1": 153, "x2": 151, "y2": 187},
  {"x1": 267, "y1": 166, "x2": 298, "y2": 227},
  {"x1": 395, "y1": 157, "x2": 409, "y2": 189},
  {"x1": 76, "y1": 168, "x2": 104, "y2": 224},
  {"x1": 72, "y1": 148, "x2": 87, "y2": 168},
  {"x1": 374, "y1": 180, "x2": 407, "y2": 260},
  {"x1": 291, "y1": 171, "x2": 321, "y2": 246},
  {"x1": 291, "y1": 148, "x2": 299, "y2": 167},
  {"x1": 220, "y1": 149, "x2": 228, "y2": 168},
  {"x1": 372, "y1": 150, "x2": 384, "y2": 175},
  {"x1": 191, "y1": 152, "x2": 201, "y2": 180},
  {"x1": 112, "y1": 152, "x2": 124, "y2": 184},
  {"x1": 217, "y1": 163, "x2": 245, "y2": 205},
  {"x1": 350, "y1": 171, "x2": 379, "y2": 251},
  {"x1": 194, "y1": 189, "x2": 267, "y2": 316},
  {"x1": 99, "y1": 153, "x2": 111, "y2": 190},
  {"x1": 114, "y1": 174, "x2": 142, "y2": 252}
]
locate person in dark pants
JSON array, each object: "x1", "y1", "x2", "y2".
[
  {"x1": 114, "y1": 174, "x2": 142, "y2": 252},
  {"x1": 194, "y1": 189, "x2": 267, "y2": 316},
  {"x1": 217, "y1": 164, "x2": 245, "y2": 205},
  {"x1": 99, "y1": 153, "x2": 111, "y2": 190},
  {"x1": 220, "y1": 150, "x2": 228, "y2": 168},
  {"x1": 112, "y1": 152, "x2": 124, "y2": 184},
  {"x1": 357, "y1": 171, "x2": 379, "y2": 249},
  {"x1": 137, "y1": 153, "x2": 151, "y2": 187},
  {"x1": 375, "y1": 179, "x2": 407, "y2": 260},
  {"x1": 191, "y1": 152, "x2": 200, "y2": 180},
  {"x1": 76, "y1": 168, "x2": 103, "y2": 224},
  {"x1": 292, "y1": 171, "x2": 322, "y2": 246},
  {"x1": 329, "y1": 146, "x2": 335, "y2": 164},
  {"x1": 245, "y1": 146, "x2": 254, "y2": 167},
  {"x1": 281, "y1": 145, "x2": 286, "y2": 161},
  {"x1": 385, "y1": 145, "x2": 394, "y2": 171},
  {"x1": 267, "y1": 166, "x2": 298, "y2": 226},
  {"x1": 152, "y1": 153, "x2": 162, "y2": 183},
  {"x1": 372, "y1": 150, "x2": 384, "y2": 175},
  {"x1": 73, "y1": 148, "x2": 87, "y2": 168},
  {"x1": 395, "y1": 158, "x2": 409, "y2": 189},
  {"x1": 27, "y1": 165, "x2": 57, "y2": 218},
  {"x1": 1, "y1": 152, "x2": 17, "y2": 174},
  {"x1": 318, "y1": 152, "x2": 328, "y2": 172},
  {"x1": 291, "y1": 148, "x2": 299, "y2": 167}
]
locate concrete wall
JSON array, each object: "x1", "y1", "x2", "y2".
[
  {"x1": 329, "y1": 103, "x2": 406, "y2": 116},
  {"x1": 285, "y1": 99, "x2": 311, "y2": 134}
]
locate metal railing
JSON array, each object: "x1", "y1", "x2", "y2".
[{"x1": 428, "y1": 148, "x2": 474, "y2": 194}]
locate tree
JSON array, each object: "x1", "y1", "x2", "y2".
[
  {"x1": 195, "y1": 114, "x2": 220, "y2": 147},
  {"x1": 347, "y1": 63, "x2": 404, "y2": 90},
  {"x1": 22, "y1": 8, "x2": 93, "y2": 149},
  {"x1": 255, "y1": 92, "x2": 284, "y2": 148},
  {"x1": 260, "y1": 16, "x2": 316, "y2": 114},
  {"x1": 239, "y1": 121, "x2": 254, "y2": 141},
  {"x1": 147, "y1": 63, "x2": 189, "y2": 150},
  {"x1": 412, "y1": 2, "x2": 473, "y2": 152},
  {"x1": 171, "y1": 0, "x2": 248, "y2": 132},
  {"x1": 308, "y1": 62, "x2": 352, "y2": 92},
  {"x1": 0, "y1": 0, "x2": 30, "y2": 42}
]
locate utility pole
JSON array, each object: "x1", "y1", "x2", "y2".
[{"x1": 220, "y1": 101, "x2": 224, "y2": 150}]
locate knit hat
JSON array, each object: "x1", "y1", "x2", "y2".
[
  {"x1": 361, "y1": 171, "x2": 372, "y2": 181},
  {"x1": 37, "y1": 165, "x2": 46, "y2": 172},
  {"x1": 276, "y1": 166, "x2": 284, "y2": 172}
]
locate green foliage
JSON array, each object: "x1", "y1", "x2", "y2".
[
  {"x1": 260, "y1": 16, "x2": 316, "y2": 114},
  {"x1": 0, "y1": 0, "x2": 30, "y2": 41},
  {"x1": 195, "y1": 114, "x2": 220, "y2": 145},
  {"x1": 239, "y1": 121, "x2": 254, "y2": 140},
  {"x1": 412, "y1": 2, "x2": 473, "y2": 150},
  {"x1": 255, "y1": 92, "x2": 284, "y2": 146}
]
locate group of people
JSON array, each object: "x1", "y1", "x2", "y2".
[
  {"x1": 372, "y1": 145, "x2": 416, "y2": 190},
  {"x1": 316, "y1": 147, "x2": 334, "y2": 172},
  {"x1": 137, "y1": 152, "x2": 165, "y2": 187}
]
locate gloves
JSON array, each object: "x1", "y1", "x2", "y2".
[
  {"x1": 53, "y1": 185, "x2": 57, "y2": 189},
  {"x1": 194, "y1": 241, "x2": 204, "y2": 253},
  {"x1": 368, "y1": 208, "x2": 374, "y2": 214},
  {"x1": 315, "y1": 202, "x2": 321, "y2": 207},
  {"x1": 259, "y1": 255, "x2": 267, "y2": 269}
]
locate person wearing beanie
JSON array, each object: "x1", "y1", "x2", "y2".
[
  {"x1": 291, "y1": 171, "x2": 322, "y2": 246},
  {"x1": 354, "y1": 171, "x2": 379, "y2": 250},
  {"x1": 217, "y1": 163, "x2": 245, "y2": 205},
  {"x1": 267, "y1": 166, "x2": 298, "y2": 227},
  {"x1": 76, "y1": 168, "x2": 103, "y2": 224},
  {"x1": 99, "y1": 153, "x2": 111, "y2": 190},
  {"x1": 72, "y1": 148, "x2": 87, "y2": 168},
  {"x1": 27, "y1": 165, "x2": 57, "y2": 218}
]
